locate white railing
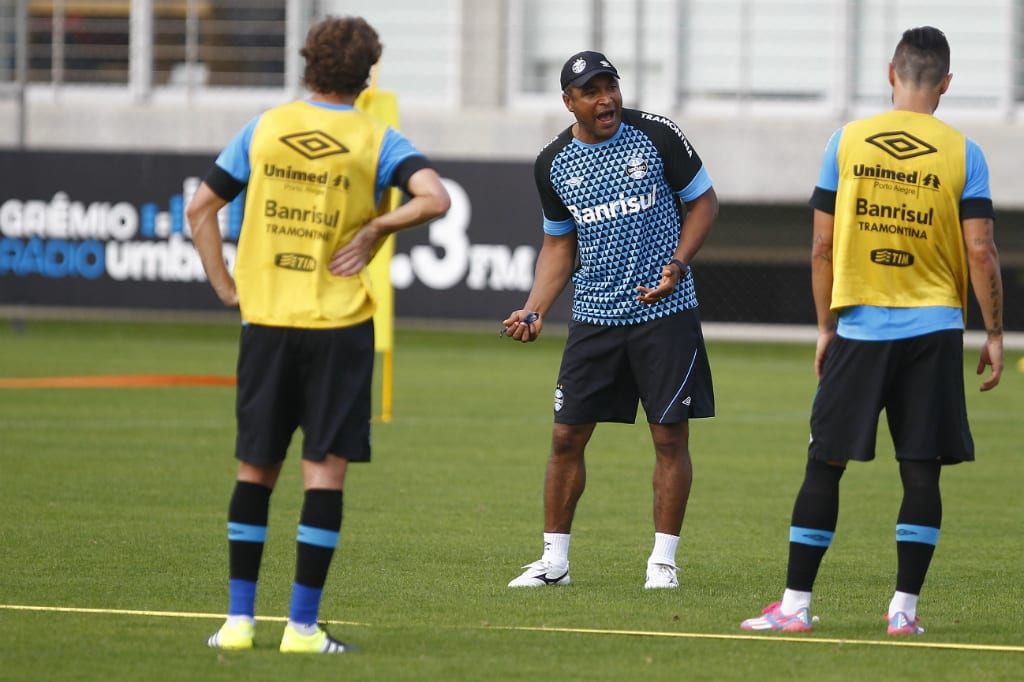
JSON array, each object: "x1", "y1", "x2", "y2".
[{"x1": 2, "y1": 0, "x2": 1023, "y2": 143}]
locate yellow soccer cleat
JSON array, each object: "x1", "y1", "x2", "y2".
[
  {"x1": 207, "y1": 620, "x2": 255, "y2": 650},
  {"x1": 279, "y1": 624, "x2": 356, "y2": 654}
]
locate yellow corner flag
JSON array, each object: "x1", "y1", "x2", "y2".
[{"x1": 355, "y1": 70, "x2": 400, "y2": 422}]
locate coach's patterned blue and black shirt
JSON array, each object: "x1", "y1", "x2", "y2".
[{"x1": 535, "y1": 108, "x2": 713, "y2": 325}]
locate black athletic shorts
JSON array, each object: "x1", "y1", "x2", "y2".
[
  {"x1": 553, "y1": 308, "x2": 715, "y2": 425},
  {"x1": 808, "y1": 329, "x2": 973, "y2": 464},
  {"x1": 234, "y1": 321, "x2": 374, "y2": 465}
]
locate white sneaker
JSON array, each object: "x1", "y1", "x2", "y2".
[
  {"x1": 644, "y1": 562, "x2": 679, "y2": 589},
  {"x1": 508, "y1": 559, "x2": 571, "y2": 587}
]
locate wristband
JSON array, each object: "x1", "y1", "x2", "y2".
[{"x1": 668, "y1": 259, "x2": 690, "y2": 277}]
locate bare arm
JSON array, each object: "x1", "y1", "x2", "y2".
[
  {"x1": 675, "y1": 187, "x2": 719, "y2": 264},
  {"x1": 329, "y1": 167, "x2": 451, "y2": 276},
  {"x1": 502, "y1": 232, "x2": 577, "y2": 343},
  {"x1": 185, "y1": 182, "x2": 237, "y2": 307},
  {"x1": 811, "y1": 208, "x2": 837, "y2": 380},
  {"x1": 963, "y1": 216, "x2": 1003, "y2": 391},
  {"x1": 636, "y1": 187, "x2": 719, "y2": 303}
]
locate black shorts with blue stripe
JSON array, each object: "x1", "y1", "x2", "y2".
[{"x1": 552, "y1": 308, "x2": 715, "y2": 425}]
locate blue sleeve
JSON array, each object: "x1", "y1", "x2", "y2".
[
  {"x1": 675, "y1": 166, "x2": 713, "y2": 203},
  {"x1": 815, "y1": 127, "x2": 843, "y2": 192},
  {"x1": 543, "y1": 216, "x2": 576, "y2": 236},
  {"x1": 214, "y1": 115, "x2": 261, "y2": 184},
  {"x1": 377, "y1": 127, "x2": 426, "y2": 201},
  {"x1": 963, "y1": 138, "x2": 991, "y2": 201}
]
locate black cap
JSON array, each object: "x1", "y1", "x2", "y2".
[{"x1": 559, "y1": 50, "x2": 619, "y2": 90}]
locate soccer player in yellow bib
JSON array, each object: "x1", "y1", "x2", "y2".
[
  {"x1": 741, "y1": 26, "x2": 1003, "y2": 636},
  {"x1": 187, "y1": 16, "x2": 449, "y2": 653}
]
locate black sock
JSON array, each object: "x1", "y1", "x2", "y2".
[
  {"x1": 228, "y1": 481, "x2": 273, "y2": 582},
  {"x1": 295, "y1": 489, "x2": 344, "y2": 589},
  {"x1": 786, "y1": 459, "x2": 845, "y2": 591},
  {"x1": 288, "y1": 489, "x2": 344, "y2": 625},
  {"x1": 895, "y1": 460, "x2": 942, "y2": 595}
]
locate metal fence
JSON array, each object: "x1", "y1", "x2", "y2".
[
  {"x1": 1, "y1": 0, "x2": 292, "y2": 89},
  {"x1": 3, "y1": 0, "x2": 1023, "y2": 114}
]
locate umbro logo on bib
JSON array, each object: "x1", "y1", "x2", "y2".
[{"x1": 280, "y1": 130, "x2": 350, "y2": 159}]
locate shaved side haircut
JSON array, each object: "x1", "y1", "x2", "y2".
[{"x1": 892, "y1": 26, "x2": 950, "y2": 89}]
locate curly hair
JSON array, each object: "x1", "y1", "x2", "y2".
[{"x1": 301, "y1": 16, "x2": 382, "y2": 96}]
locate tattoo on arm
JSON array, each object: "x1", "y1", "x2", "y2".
[
  {"x1": 813, "y1": 234, "x2": 832, "y2": 263},
  {"x1": 988, "y1": 274, "x2": 1002, "y2": 335}
]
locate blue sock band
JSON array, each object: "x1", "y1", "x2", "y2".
[
  {"x1": 288, "y1": 582, "x2": 324, "y2": 625},
  {"x1": 228, "y1": 578, "x2": 257, "y2": 617},
  {"x1": 896, "y1": 523, "x2": 940, "y2": 546},
  {"x1": 228, "y1": 522, "x2": 268, "y2": 543},
  {"x1": 789, "y1": 526, "x2": 834, "y2": 547},
  {"x1": 297, "y1": 524, "x2": 339, "y2": 549}
]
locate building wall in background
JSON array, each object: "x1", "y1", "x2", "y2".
[
  {"x1": 2, "y1": 0, "x2": 1022, "y2": 206},
  {"x1": 1, "y1": 2, "x2": 1021, "y2": 328}
]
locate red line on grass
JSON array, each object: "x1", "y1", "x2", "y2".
[{"x1": 0, "y1": 375, "x2": 237, "y2": 389}]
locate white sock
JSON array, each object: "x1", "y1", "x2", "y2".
[
  {"x1": 888, "y1": 591, "x2": 918, "y2": 619},
  {"x1": 780, "y1": 588, "x2": 812, "y2": 615},
  {"x1": 542, "y1": 532, "x2": 570, "y2": 567},
  {"x1": 225, "y1": 615, "x2": 254, "y2": 628},
  {"x1": 287, "y1": 621, "x2": 319, "y2": 636},
  {"x1": 648, "y1": 532, "x2": 679, "y2": 566}
]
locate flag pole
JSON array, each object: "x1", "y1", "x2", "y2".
[{"x1": 357, "y1": 62, "x2": 398, "y2": 424}]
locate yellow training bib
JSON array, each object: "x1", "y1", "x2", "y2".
[
  {"x1": 831, "y1": 110, "x2": 968, "y2": 313},
  {"x1": 234, "y1": 101, "x2": 388, "y2": 328}
]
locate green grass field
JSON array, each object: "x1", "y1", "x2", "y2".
[{"x1": 1, "y1": 318, "x2": 1021, "y2": 681}]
